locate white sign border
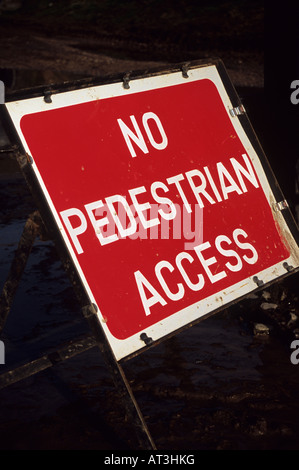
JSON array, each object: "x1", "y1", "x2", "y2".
[{"x1": 5, "y1": 64, "x2": 299, "y2": 361}]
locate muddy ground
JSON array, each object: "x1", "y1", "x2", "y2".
[{"x1": 0, "y1": 1, "x2": 299, "y2": 452}]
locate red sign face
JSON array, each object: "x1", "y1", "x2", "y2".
[{"x1": 8, "y1": 65, "x2": 297, "y2": 360}]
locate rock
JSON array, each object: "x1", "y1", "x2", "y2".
[
  {"x1": 281, "y1": 291, "x2": 288, "y2": 302},
  {"x1": 253, "y1": 323, "x2": 270, "y2": 336},
  {"x1": 260, "y1": 302, "x2": 278, "y2": 311},
  {"x1": 287, "y1": 311, "x2": 298, "y2": 327},
  {"x1": 262, "y1": 291, "x2": 271, "y2": 301}
]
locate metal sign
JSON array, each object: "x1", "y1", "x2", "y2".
[{"x1": 4, "y1": 60, "x2": 299, "y2": 361}]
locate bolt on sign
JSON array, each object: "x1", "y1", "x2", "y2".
[{"x1": 4, "y1": 60, "x2": 299, "y2": 361}]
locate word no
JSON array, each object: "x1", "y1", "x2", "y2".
[{"x1": 117, "y1": 112, "x2": 168, "y2": 157}]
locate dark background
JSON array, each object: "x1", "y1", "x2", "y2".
[{"x1": 264, "y1": 1, "x2": 299, "y2": 213}]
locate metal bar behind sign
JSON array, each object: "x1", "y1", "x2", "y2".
[{"x1": 0, "y1": 334, "x2": 97, "y2": 390}]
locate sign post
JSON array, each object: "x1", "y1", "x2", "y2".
[{"x1": 2, "y1": 59, "x2": 299, "y2": 448}]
